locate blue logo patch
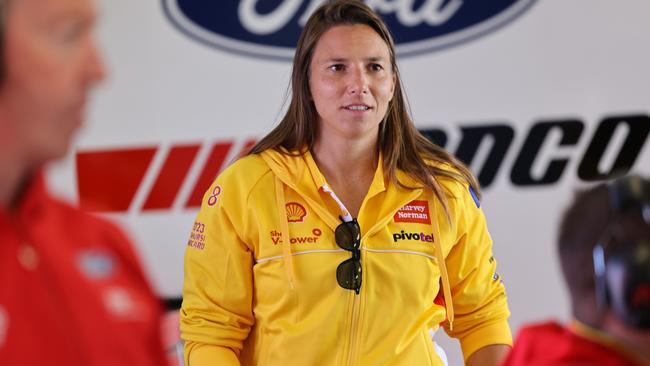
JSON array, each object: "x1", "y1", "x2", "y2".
[
  {"x1": 162, "y1": 0, "x2": 537, "y2": 60},
  {"x1": 469, "y1": 185, "x2": 480, "y2": 208},
  {"x1": 77, "y1": 250, "x2": 116, "y2": 280}
]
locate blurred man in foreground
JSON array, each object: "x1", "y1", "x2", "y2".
[
  {"x1": 0, "y1": 0, "x2": 167, "y2": 364},
  {"x1": 502, "y1": 175, "x2": 650, "y2": 366}
]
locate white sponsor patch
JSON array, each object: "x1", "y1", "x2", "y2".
[
  {"x1": 0, "y1": 305, "x2": 8, "y2": 347},
  {"x1": 103, "y1": 287, "x2": 136, "y2": 318}
]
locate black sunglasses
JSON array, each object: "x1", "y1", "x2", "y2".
[{"x1": 335, "y1": 218, "x2": 362, "y2": 294}]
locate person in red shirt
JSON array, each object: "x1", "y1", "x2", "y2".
[
  {"x1": 0, "y1": 0, "x2": 167, "y2": 364},
  {"x1": 502, "y1": 176, "x2": 650, "y2": 366}
]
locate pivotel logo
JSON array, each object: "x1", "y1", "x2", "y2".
[
  {"x1": 393, "y1": 230, "x2": 434, "y2": 243},
  {"x1": 162, "y1": 0, "x2": 537, "y2": 60}
]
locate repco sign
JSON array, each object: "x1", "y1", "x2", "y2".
[
  {"x1": 162, "y1": 0, "x2": 537, "y2": 60},
  {"x1": 75, "y1": 113, "x2": 648, "y2": 214}
]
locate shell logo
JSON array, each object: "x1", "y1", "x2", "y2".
[{"x1": 286, "y1": 202, "x2": 307, "y2": 223}]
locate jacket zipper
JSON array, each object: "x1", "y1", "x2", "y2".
[
  {"x1": 345, "y1": 244, "x2": 363, "y2": 366},
  {"x1": 346, "y1": 288, "x2": 361, "y2": 365}
]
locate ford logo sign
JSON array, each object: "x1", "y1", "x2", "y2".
[{"x1": 163, "y1": 0, "x2": 537, "y2": 61}]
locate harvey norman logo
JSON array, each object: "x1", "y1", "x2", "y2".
[
  {"x1": 162, "y1": 0, "x2": 537, "y2": 60},
  {"x1": 394, "y1": 200, "x2": 431, "y2": 224}
]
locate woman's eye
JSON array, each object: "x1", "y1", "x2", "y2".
[
  {"x1": 370, "y1": 63, "x2": 384, "y2": 72},
  {"x1": 329, "y1": 64, "x2": 344, "y2": 72}
]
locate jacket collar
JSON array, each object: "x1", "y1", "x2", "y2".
[
  {"x1": 1, "y1": 171, "x2": 47, "y2": 215},
  {"x1": 570, "y1": 319, "x2": 647, "y2": 365},
  {"x1": 260, "y1": 148, "x2": 424, "y2": 234}
]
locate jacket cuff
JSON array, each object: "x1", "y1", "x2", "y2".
[
  {"x1": 185, "y1": 341, "x2": 240, "y2": 366},
  {"x1": 459, "y1": 320, "x2": 513, "y2": 361}
]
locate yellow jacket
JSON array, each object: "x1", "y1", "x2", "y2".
[{"x1": 180, "y1": 149, "x2": 511, "y2": 365}]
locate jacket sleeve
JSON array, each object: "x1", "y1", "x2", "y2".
[
  {"x1": 180, "y1": 175, "x2": 255, "y2": 366},
  {"x1": 184, "y1": 342, "x2": 241, "y2": 365},
  {"x1": 442, "y1": 183, "x2": 512, "y2": 361}
]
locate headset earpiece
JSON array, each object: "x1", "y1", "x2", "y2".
[
  {"x1": 594, "y1": 175, "x2": 650, "y2": 330},
  {"x1": 592, "y1": 243, "x2": 609, "y2": 313}
]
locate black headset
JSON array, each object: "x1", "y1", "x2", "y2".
[{"x1": 593, "y1": 175, "x2": 650, "y2": 330}]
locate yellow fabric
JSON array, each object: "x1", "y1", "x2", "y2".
[
  {"x1": 275, "y1": 175, "x2": 296, "y2": 289},
  {"x1": 430, "y1": 197, "x2": 455, "y2": 331},
  {"x1": 180, "y1": 149, "x2": 511, "y2": 365},
  {"x1": 185, "y1": 341, "x2": 239, "y2": 365}
]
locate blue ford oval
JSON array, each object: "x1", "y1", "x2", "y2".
[{"x1": 163, "y1": 0, "x2": 537, "y2": 61}]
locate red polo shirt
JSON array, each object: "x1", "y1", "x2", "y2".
[
  {"x1": 0, "y1": 174, "x2": 167, "y2": 365},
  {"x1": 502, "y1": 321, "x2": 642, "y2": 366}
]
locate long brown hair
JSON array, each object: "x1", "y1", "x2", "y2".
[{"x1": 249, "y1": 0, "x2": 480, "y2": 216}]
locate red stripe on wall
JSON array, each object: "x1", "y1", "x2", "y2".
[
  {"x1": 76, "y1": 148, "x2": 157, "y2": 212},
  {"x1": 142, "y1": 145, "x2": 200, "y2": 211},
  {"x1": 184, "y1": 142, "x2": 233, "y2": 208},
  {"x1": 237, "y1": 138, "x2": 257, "y2": 159}
]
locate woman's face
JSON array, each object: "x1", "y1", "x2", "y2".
[{"x1": 309, "y1": 24, "x2": 395, "y2": 144}]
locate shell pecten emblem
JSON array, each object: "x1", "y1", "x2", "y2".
[{"x1": 285, "y1": 202, "x2": 307, "y2": 223}]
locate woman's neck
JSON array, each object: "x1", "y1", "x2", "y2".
[
  {"x1": 311, "y1": 135, "x2": 378, "y2": 218},
  {"x1": 312, "y1": 136, "x2": 378, "y2": 187}
]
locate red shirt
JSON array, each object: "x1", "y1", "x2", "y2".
[
  {"x1": 502, "y1": 321, "x2": 641, "y2": 366},
  {"x1": 0, "y1": 175, "x2": 167, "y2": 365}
]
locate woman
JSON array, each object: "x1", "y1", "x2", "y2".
[{"x1": 180, "y1": 1, "x2": 511, "y2": 365}]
